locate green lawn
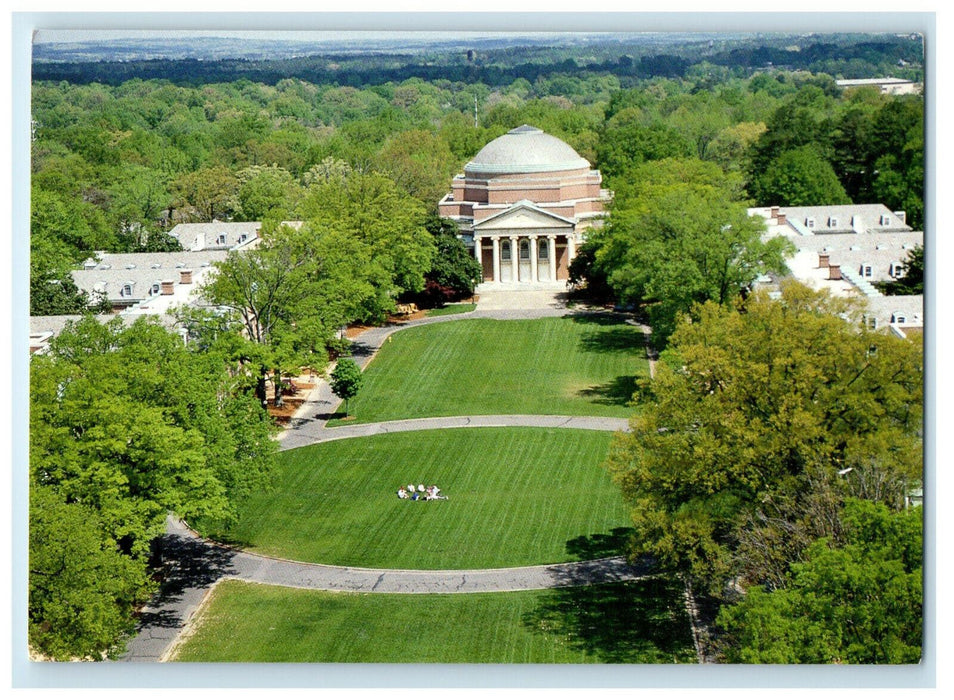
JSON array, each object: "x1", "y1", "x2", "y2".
[
  {"x1": 171, "y1": 578, "x2": 696, "y2": 663},
  {"x1": 329, "y1": 316, "x2": 648, "y2": 424},
  {"x1": 203, "y1": 428, "x2": 632, "y2": 569},
  {"x1": 425, "y1": 302, "x2": 477, "y2": 317}
]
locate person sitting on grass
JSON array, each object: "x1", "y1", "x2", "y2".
[{"x1": 397, "y1": 487, "x2": 408, "y2": 499}]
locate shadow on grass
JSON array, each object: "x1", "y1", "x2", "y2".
[
  {"x1": 578, "y1": 325, "x2": 645, "y2": 355},
  {"x1": 521, "y1": 577, "x2": 696, "y2": 663},
  {"x1": 566, "y1": 527, "x2": 637, "y2": 560},
  {"x1": 578, "y1": 375, "x2": 639, "y2": 406},
  {"x1": 315, "y1": 411, "x2": 348, "y2": 421},
  {"x1": 568, "y1": 311, "x2": 628, "y2": 326}
]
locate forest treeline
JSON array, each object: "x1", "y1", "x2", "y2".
[
  {"x1": 32, "y1": 56, "x2": 924, "y2": 321},
  {"x1": 33, "y1": 34, "x2": 923, "y2": 87}
]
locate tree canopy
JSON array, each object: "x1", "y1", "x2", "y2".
[
  {"x1": 29, "y1": 316, "x2": 277, "y2": 658},
  {"x1": 606, "y1": 281, "x2": 923, "y2": 593},
  {"x1": 580, "y1": 158, "x2": 793, "y2": 345},
  {"x1": 329, "y1": 357, "x2": 364, "y2": 416},
  {"x1": 752, "y1": 145, "x2": 851, "y2": 207},
  {"x1": 716, "y1": 499, "x2": 922, "y2": 664}
]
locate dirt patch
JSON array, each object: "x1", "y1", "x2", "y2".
[
  {"x1": 264, "y1": 380, "x2": 315, "y2": 424},
  {"x1": 344, "y1": 324, "x2": 375, "y2": 339},
  {"x1": 343, "y1": 313, "x2": 422, "y2": 338}
]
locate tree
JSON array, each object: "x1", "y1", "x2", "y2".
[
  {"x1": 170, "y1": 165, "x2": 239, "y2": 222},
  {"x1": 30, "y1": 234, "x2": 92, "y2": 316},
  {"x1": 298, "y1": 171, "x2": 436, "y2": 318},
  {"x1": 869, "y1": 99, "x2": 924, "y2": 229},
  {"x1": 137, "y1": 230, "x2": 183, "y2": 253},
  {"x1": 29, "y1": 485, "x2": 151, "y2": 660},
  {"x1": 377, "y1": 129, "x2": 457, "y2": 204},
  {"x1": 200, "y1": 238, "x2": 315, "y2": 406},
  {"x1": 329, "y1": 358, "x2": 363, "y2": 416},
  {"x1": 234, "y1": 164, "x2": 301, "y2": 221},
  {"x1": 747, "y1": 100, "x2": 834, "y2": 177},
  {"x1": 707, "y1": 121, "x2": 767, "y2": 174},
  {"x1": 412, "y1": 215, "x2": 482, "y2": 306},
  {"x1": 583, "y1": 158, "x2": 792, "y2": 346},
  {"x1": 606, "y1": 282, "x2": 923, "y2": 594},
  {"x1": 879, "y1": 244, "x2": 924, "y2": 296},
  {"x1": 716, "y1": 500, "x2": 922, "y2": 664},
  {"x1": 597, "y1": 120, "x2": 694, "y2": 181},
  {"x1": 29, "y1": 316, "x2": 277, "y2": 659},
  {"x1": 752, "y1": 145, "x2": 851, "y2": 207},
  {"x1": 31, "y1": 187, "x2": 115, "y2": 260},
  {"x1": 106, "y1": 164, "x2": 172, "y2": 243}
]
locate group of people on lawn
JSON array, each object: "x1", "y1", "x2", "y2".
[{"x1": 397, "y1": 483, "x2": 446, "y2": 501}]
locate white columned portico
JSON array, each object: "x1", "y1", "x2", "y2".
[
  {"x1": 509, "y1": 235, "x2": 519, "y2": 282},
  {"x1": 491, "y1": 236, "x2": 501, "y2": 283},
  {"x1": 547, "y1": 235, "x2": 557, "y2": 281},
  {"x1": 529, "y1": 235, "x2": 539, "y2": 282}
]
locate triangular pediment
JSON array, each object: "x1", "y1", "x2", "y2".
[{"x1": 474, "y1": 201, "x2": 575, "y2": 231}]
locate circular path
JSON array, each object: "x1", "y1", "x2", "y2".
[{"x1": 120, "y1": 295, "x2": 652, "y2": 662}]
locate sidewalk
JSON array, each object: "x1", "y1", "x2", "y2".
[{"x1": 120, "y1": 515, "x2": 653, "y2": 662}]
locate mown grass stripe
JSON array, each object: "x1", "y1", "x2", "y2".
[
  {"x1": 328, "y1": 317, "x2": 649, "y2": 424},
  {"x1": 201, "y1": 427, "x2": 631, "y2": 570},
  {"x1": 171, "y1": 579, "x2": 697, "y2": 664}
]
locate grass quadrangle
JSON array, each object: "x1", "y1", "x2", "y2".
[
  {"x1": 204, "y1": 427, "x2": 632, "y2": 570},
  {"x1": 329, "y1": 316, "x2": 649, "y2": 424}
]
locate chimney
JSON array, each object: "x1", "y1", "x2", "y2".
[
  {"x1": 770, "y1": 206, "x2": 779, "y2": 219},
  {"x1": 776, "y1": 212, "x2": 787, "y2": 225},
  {"x1": 179, "y1": 269, "x2": 193, "y2": 285},
  {"x1": 828, "y1": 265, "x2": 842, "y2": 281},
  {"x1": 161, "y1": 280, "x2": 175, "y2": 295},
  {"x1": 818, "y1": 253, "x2": 830, "y2": 268}
]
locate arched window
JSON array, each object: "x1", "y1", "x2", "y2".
[
  {"x1": 538, "y1": 239, "x2": 549, "y2": 259},
  {"x1": 501, "y1": 241, "x2": 511, "y2": 261},
  {"x1": 519, "y1": 239, "x2": 530, "y2": 260}
]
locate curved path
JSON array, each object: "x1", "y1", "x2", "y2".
[
  {"x1": 120, "y1": 296, "x2": 651, "y2": 662},
  {"x1": 280, "y1": 413, "x2": 630, "y2": 451}
]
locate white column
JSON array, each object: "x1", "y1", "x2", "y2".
[
  {"x1": 473, "y1": 235, "x2": 482, "y2": 263},
  {"x1": 529, "y1": 235, "x2": 539, "y2": 282},
  {"x1": 547, "y1": 235, "x2": 557, "y2": 281},
  {"x1": 567, "y1": 233, "x2": 576, "y2": 262},
  {"x1": 491, "y1": 236, "x2": 500, "y2": 283},
  {"x1": 509, "y1": 235, "x2": 519, "y2": 283}
]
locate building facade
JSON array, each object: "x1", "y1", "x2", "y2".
[{"x1": 438, "y1": 125, "x2": 611, "y2": 287}]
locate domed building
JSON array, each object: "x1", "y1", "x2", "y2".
[{"x1": 438, "y1": 125, "x2": 611, "y2": 287}]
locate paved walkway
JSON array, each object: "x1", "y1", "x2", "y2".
[
  {"x1": 120, "y1": 292, "x2": 651, "y2": 662},
  {"x1": 123, "y1": 510, "x2": 651, "y2": 662},
  {"x1": 281, "y1": 413, "x2": 630, "y2": 451}
]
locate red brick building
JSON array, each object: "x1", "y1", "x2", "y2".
[{"x1": 438, "y1": 125, "x2": 611, "y2": 286}]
